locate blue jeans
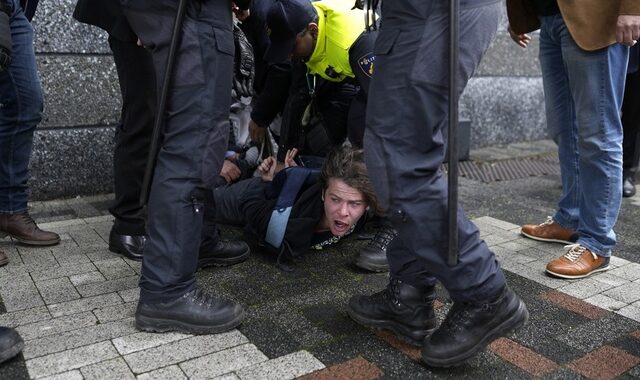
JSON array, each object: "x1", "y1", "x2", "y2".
[
  {"x1": 0, "y1": 0, "x2": 42, "y2": 214},
  {"x1": 539, "y1": 14, "x2": 627, "y2": 257}
]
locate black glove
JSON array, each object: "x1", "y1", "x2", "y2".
[
  {"x1": 0, "y1": 4, "x2": 11, "y2": 72},
  {"x1": 232, "y1": 22, "x2": 255, "y2": 99}
]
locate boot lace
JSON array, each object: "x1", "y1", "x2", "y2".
[
  {"x1": 184, "y1": 287, "x2": 220, "y2": 308},
  {"x1": 366, "y1": 227, "x2": 398, "y2": 251},
  {"x1": 562, "y1": 244, "x2": 597, "y2": 262}
]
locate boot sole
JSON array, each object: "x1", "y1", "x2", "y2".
[
  {"x1": 108, "y1": 244, "x2": 143, "y2": 262},
  {"x1": 520, "y1": 231, "x2": 574, "y2": 245},
  {"x1": 1, "y1": 232, "x2": 60, "y2": 246},
  {"x1": 422, "y1": 299, "x2": 529, "y2": 368},
  {"x1": 546, "y1": 265, "x2": 610, "y2": 279},
  {"x1": 353, "y1": 258, "x2": 389, "y2": 273},
  {"x1": 197, "y1": 249, "x2": 250, "y2": 269},
  {"x1": 347, "y1": 306, "x2": 435, "y2": 347},
  {"x1": 135, "y1": 310, "x2": 245, "y2": 335},
  {"x1": 0, "y1": 338, "x2": 24, "y2": 364}
]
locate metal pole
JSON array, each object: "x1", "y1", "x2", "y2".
[
  {"x1": 447, "y1": 0, "x2": 460, "y2": 266},
  {"x1": 139, "y1": 0, "x2": 189, "y2": 206}
]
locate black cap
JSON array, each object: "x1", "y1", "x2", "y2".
[{"x1": 265, "y1": 0, "x2": 317, "y2": 63}]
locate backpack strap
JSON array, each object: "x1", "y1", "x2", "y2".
[{"x1": 264, "y1": 166, "x2": 320, "y2": 249}]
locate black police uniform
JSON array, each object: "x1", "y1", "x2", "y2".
[
  {"x1": 364, "y1": 0, "x2": 507, "y2": 301},
  {"x1": 120, "y1": 0, "x2": 242, "y2": 303}
]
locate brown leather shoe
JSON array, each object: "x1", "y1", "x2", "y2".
[
  {"x1": 546, "y1": 244, "x2": 610, "y2": 279},
  {"x1": 0, "y1": 213, "x2": 60, "y2": 246},
  {"x1": 521, "y1": 217, "x2": 578, "y2": 244},
  {"x1": 0, "y1": 250, "x2": 8, "y2": 267}
]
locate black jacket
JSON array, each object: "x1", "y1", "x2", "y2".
[
  {"x1": 72, "y1": 0, "x2": 136, "y2": 42},
  {"x1": 21, "y1": 0, "x2": 38, "y2": 21}
]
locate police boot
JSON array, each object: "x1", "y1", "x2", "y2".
[
  {"x1": 347, "y1": 279, "x2": 437, "y2": 346},
  {"x1": 198, "y1": 239, "x2": 250, "y2": 269},
  {"x1": 421, "y1": 286, "x2": 528, "y2": 367},
  {"x1": 354, "y1": 226, "x2": 396, "y2": 272},
  {"x1": 0, "y1": 327, "x2": 24, "y2": 364},
  {"x1": 135, "y1": 286, "x2": 244, "y2": 334}
]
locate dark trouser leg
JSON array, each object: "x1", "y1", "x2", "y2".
[
  {"x1": 123, "y1": 0, "x2": 233, "y2": 303},
  {"x1": 108, "y1": 36, "x2": 156, "y2": 236},
  {"x1": 622, "y1": 70, "x2": 640, "y2": 182}
]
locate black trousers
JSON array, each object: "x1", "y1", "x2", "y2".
[
  {"x1": 122, "y1": 0, "x2": 234, "y2": 303},
  {"x1": 108, "y1": 36, "x2": 155, "y2": 236},
  {"x1": 622, "y1": 70, "x2": 640, "y2": 182}
]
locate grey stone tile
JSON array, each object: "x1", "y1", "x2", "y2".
[
  {"x1": 26, "y1": 341, "x2": 119, "y2": 378},
  {"x1": 93, "y1": 302, "x2": 136, "y2": 323},
  {"x1": 608, "y1": 263, "x2": 640, "y2": 281},
  {"x1": 36, "y1": 277, "x2": 81, "y2": 304},
  {"x1": 235, "y1": 350, "x2": 325, "y2": 380},
  {"x1": 16, "y1": 311, "x2": 97, "y2": 341},
  {"x1": 473, "y1": 216, "x2": 520, "y2": 231},
  {"x1": 124, "y1": 331, "x2": 248, "y2": 374},
  {"x1": 179, "y1": 344, "x2": 268, "y2": 380},
  {"x1": 126, "y1": 260, "x2": 142, "y2": 275},
  {"x1": 584, "y1": 294, "x2": 628, "y2": 312},
  {"x1": 80, "y1": 357, "x2": 135, "y2": 380},
  {"x1": 17, "y1": 248, "x2": 58, "y2": 272},
  {"x1": 609, "y1": 256, "x2": 633, "y2": 269},
  {"x1": 0, "y1": 306, "x2": 51, "y2": 328},
  {"x1": 213, "y1": 375, "x2": 241, "y2": 380},
  {"x1": 617, "y1": 304, "x2": 640, "y2": 322},
  {"x1": 31, "y1": 262, "x2": 97, "y2": 282},
  {"x1": 24, "y1": 318, "x2": 137, "y2": 359},
  {"x1": 591, "y1": 272, "x2": 631, "y2": 287},
  {"x1": 83, "y1": 215, "x2": 113, "y2": 224},
  {"x1": 603, "y1": 282, "x2": 640, "y2": 304},
  {"x1": 68, "y1": 229, "x2": 106, "y2": 249},
  {"x1": 70, "y1": 271, "x2": 107, "y2": 286},
  {"x1": 483, "y1": 233, "x2": 516, "y2": 246},
  {"x1": 51, "y1": 248, "x2": 93, "y2": 266},
  {"x1": 556, "y1": 278, "x2": 616, "y2": 300},
  {"x1": 93, "y1": 258, "x2": 137, "y2": 280},
  {"x1": 118, "y1": 288, "x2": 140, "y2": 303},
  {"x1": 0, "y1": 272, "x2": 45, "y2": 312},
  {"x1": 48, "y1": 293, "x2": 123, "y2": 317},
  {"x1": 137, "y1": 365, "x2": 188, "y2": 380},
  {"x1": 40, "y1": 370, "x2": 84, "y2": 380},
  {"x1": 76, "y1": 275, "x2": 139, "y2": 298},
  {"x1": 39, "y1": 219, "x2": 87, "y2": 230},
  {"x1": 113, "y1": 331, "x2": 191, "y2": 355},
  {"x1": 85, "y1": 248, "x2": 123, "y2": 262},
  {"x1": 494, "y1": 240, "x2": 533, "y2": 253}
]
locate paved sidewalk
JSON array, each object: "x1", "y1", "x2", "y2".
[{"x1": 1, "y1": 140, "x2": 639, "y2": 379}]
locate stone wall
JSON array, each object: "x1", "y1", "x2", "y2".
[{"x1": 28, "y1": 1, "x2": 546, "y2": 200}]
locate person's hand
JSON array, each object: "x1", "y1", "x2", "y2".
[
  {"x1": 232, "y1": 2, "x2": 250, "y2": 21},
  {"x1": 284, "y1": 148, "x2": 299, "y2": 168},
  {"x1": 507, "y1": 25, "x2": 531, "y2": 48},
  {"x1": 617, "y1": 15, "x2": 640, "y2": 46},
  {"x1": 249, "y1": 119, "x2": 266, "y2": 143},
  {"x1": 259, "y1": 156, "x2": 277, "y2": 181},
  {"x1": 220, "y1": 159, "x2": 241, "y2": 183}
]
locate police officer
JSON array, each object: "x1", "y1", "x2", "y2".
[
  {"x1": 346, "y1": 0, "x2": 529, "y2": 367},
  {"x1": 119, "y1": 0, "x2": 250, "y2": 333}
]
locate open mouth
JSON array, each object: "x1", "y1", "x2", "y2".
[{"x1": 333, "y1": 220, "x2": 349, "y2": 233}]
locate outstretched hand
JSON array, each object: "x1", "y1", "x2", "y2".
[
  {"x1": 259, "y1": 156, "x2": 277, "y2": 182},
  {"x1": 284, "y1": 148, "x2": 299, "y2": 168},
  {"x1": 507, "y1": 25, "x2": 531, "y2": 48}
]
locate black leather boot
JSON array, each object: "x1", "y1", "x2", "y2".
[
  {"x1": 623, "y1": 176, "x2": 636, "y2": 197},
  {"x1": 0, "y1": 326, "x2": 24, "y2": 364},
  {"x1": 198, "y1": 239, "x2": 250, "y2": 269},
  {"x1": 135, "y1": 286, "x2": 244, "y2": 334},
  {"x1": 108, "y1": 228, "x2": 146, "y2": 261},
  {"x1": 347, "y1": 279, "x2": 437, "y2": 346},
  {"x1": 421, "y1": 286, "x2": 528, "y2": 367},
  {"x1": 354, "y1": 226, "x2": 396, "y2": 272}
]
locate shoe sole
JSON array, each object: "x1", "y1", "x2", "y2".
[
  {"x1": 545, "y1": 265, "x2": 610, "y2": 279},
  {"x1": 0, "y1": 338, "x2": 24, "y2": 364},
  {"x1": 353, "y1": 258, "x2": 389, "y2": 273},
  {"x1": 1, "y1": 232, "x2": 60, "y2": 246},
  {"x1": 520, "y1": 230, "x2": 574, "y2": 245},
  {"x1": 347, "y1": 306, "x2": 435, "y2": 347},
  {"x1": 421, "y1": 299, "x2": 529, "y2": 368},
  {"x1": 197, "y1": 249, "x2": 250, "y2": 269},
  {"x1": 135, "y1": 310, "x2": 245, "y2": 335},
  {"x1": 108, "y1": 244, "x2": 143, "y2": 262}
]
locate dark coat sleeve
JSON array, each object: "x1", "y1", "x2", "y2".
[{"x1": 73, "y1": 0, "x2": 137, "y2": 42}]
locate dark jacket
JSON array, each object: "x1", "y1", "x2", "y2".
[
  {"x1": 72, "y1": 0, "x2": 136, "y2": 42},
  {"x1": 21, "y1": 0, "x2": 38, "y2": 21}
]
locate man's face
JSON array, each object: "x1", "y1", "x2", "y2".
[
  {"x1": 290, "y1": 23, "x2": 318, "y2": 61},
  {"x1": 322, "y1": 178, "x2": 368, "y2": 237}
]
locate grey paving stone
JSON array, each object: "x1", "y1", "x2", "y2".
[
  {"x1": 93, "y1": 258, "x2": 137, "y2": 280},
  {"x1": 617, "y1": 304, "x2": 640, "y2": 322},
  {"x1": 70, "y1": 271, "x2": 107, "y2": 287},
  {"x1": 235, "y1": 350, "x2": 325, "y2": 380},
  {"x1": 557, "y1": 278, "x2": 616, "y2": 300},
  {"x1": 93, "y1": 302, "x2": 136, "y2": 324},
  {"x1": 80, "y1": 357, "x2": 135, "y2": 380},
  {"x1": 126, "y1": 260, "x2": 142, "y2": 275},
  {"x1": 137, "y1": 365, "x2": 187, "y2": 380},
  {"x1": 584, "y1": 294, "x2": 628, "y2": 312},
  {"x1": 85, "y1": 248, "x2": 122, "y2": 262},
  {"x1": 24, "y1": 318, "x2": 137, "y2": 360},
  {"x1": 48, "y1": 293, "x2": 123, "y2": 318},
  {"x1": 118, "y1": 288, "x2": 140, "y2": 303},
  {"x1": 113, "y1": 331, "x2": 191, "y2": 355},
  {"x1": 473, "y1": 216, "x2": 520, "y2": 231},
  {"x1": 17, "y1": 248, "x2": 58, "y2": 272},
  {"x1": 213, "y1": 374, "x2": 241, "y2": 380},
  {"x1": 83, "y1": 215, "x2": 113, "y2": 224},
  {"x1": 501, "y1": 262, "x2": 568, "y2": 289},
  {"x1": 40, "y1": 370, "x2": 84, "y2": 380},
  {"x1": 31, "y1": 262, "x2": 98, "y2": 282},
  {"x1": 494, "y1": 240, "x2": 532, "y2": 253},
  {"x1": 76, "y1": 275, "x2": 139, "y2": 298},
  {"x1": 39, "y1": 219, "x2": 87, "y2": 230},
  {"x1": 124, "y1": 331, "x2": 248, "y2": 374},
  {"x1": 608, "y1": 263, "x2": 640, "y2": 281},
  {"x1": 50, "y1": 248, "x2": 93, "y2": 266},
  {"x1": 36, "y1": 277, "x2": 81, "y2": 304},
  {"x1": 179, "y1": 344, "x2": 268, "y2": 380},
  {"x1": 603, "y1": 282, "x2": 640, "y2": 304},
  {"x1": 16, "y1": 311, "x2": 97, "y2": 341},
  {"x1": 0, "y1": 306, "x2": 51, "y2": 328},
  {"x1": 483, "y1": 233, "x2": 516, "y2": 246},
  {"x1": 609, "y1": 256, "x2": 633, "y2": 269},
  {"x1": 591, "y1": 272, "x2": 631, "y2": 287},
  {"x1": 0, "y1": 272, "x2": 45, "y2": 312},
  {"x1": 26, "y1": 341, "x2": 119, "y2": 378},
  {"x1": 68, "y1": 229, "x2": 106, "y2": 249}
]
